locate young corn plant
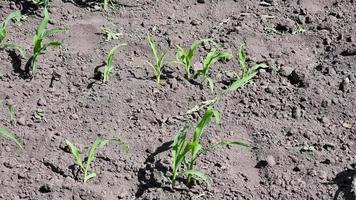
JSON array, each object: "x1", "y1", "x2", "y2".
[
  {"x1": 146, "y1": 32, "x2": 167, "y2": 84},
  {"x1": 0, "y1": 127, "x2": 23, "y2": 149},
  {"x1": 175, "y1": 39, "x2": 211, "y2": 79},
  {"x1": 196, "y1": 49, "x2": 232, "y2": 92},
  {"x1": 102, "y1": 43, "x2": 127, "y2": 82},
  {"x1": 0, "y1": 10, "x2": 26, "y2": 56},
  {"x1": 186, "y1": 44, "x2": 268, "y2": 115},
  {"x1": 171, "y1": 107, "x2": 249, "y2": 187},
  {"x1": 222, "y1": 44, "x2": 268, "y2": 95},
  {"x1": 31, "y1": 7, "x2": 65, "y2": 76},
  {"x1": 65, "y1": 137, "x2": 109, "y2": 183}
]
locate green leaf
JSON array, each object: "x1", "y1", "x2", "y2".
[
  {"x1": 33, "y1": 8, "x2": 49, "y2": 52},
  {"x1": 0, "y1": 10, "x2": 22, "y2": 43},
  {"x1": 238, "y1": 44, "x2": 247, "y2": 77},
  {"x1": 103, "y1": 43, "x2": 127, "y2": 82},
  {"x1": 86, "y1": 137, "x2": 108, "y2": 166},
  {"x1": 184, "y1": 169, "x2": 210, "y2": 185},
  {"x1": 110, "y1": 138, "x2": 129, "y2": 153},
  {"x1": 206, "y1": 77, "x2": 214, "y2": 93},
  {"x1": 41, "y1": 41, "x2": 62, "y2": 52},
  {"x1": 84, "y1": 172, "x2": 97, "y2": 182},
  {"x1": 43, "y1": 28, "x2": 65, "y2": 38},
  {"x1": 3, "y1": 43, "x2": 27, "y2": 58},
  {"x1": 212, "y1": 109, "x2": 221, "y2": 126},
  {"x1": 65, "y1": 139, "x2": 84, "y2": 170},
  {"x1": 0, "y1": 127, "x2": 23, "y2": 149},
  {"x1": 193, "y1": 107, "x2": 214, "y2": 142}
]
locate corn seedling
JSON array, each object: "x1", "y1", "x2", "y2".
[
  {"x1": 103, "y1": 43, "x2": 126, "y2": 82},
  {"x1": 223, "y1": 44, "x2": 268, "y2": 95},
  {"x1": 0, "y1": 11, "x2": 21, "y2": 44},
  {"x1": 101, "y1": 26, "x2": 122, "y2": 41},
  {"x1": 187, "y1": 44, "x2": 268, "y2": 115},
  {"x1": 147, "y1": 32, "x2": 167, "y2": 84},
  {"x1": 0, "y1": 127, "x2": 23, "y2": 149},
  {"x1": 171, "y1": 107, "x2": 249, "y2": 187},
  {"x1": 66, "y1": 137, "x2": 108, "y2": 183},
  {"x1": 175, "y1": 39, "x2": 211, "y2": 79},
  {"x1": 196, "y1": 49, "x2": 232, "y2": 92},
  {"x1": 0, "y1": 10, "x2": 26, "y2": 56},
  {"x1": 31, "y1": 8, "x2": 65, "y2": 76},
  {"x1": 103, "y1": 0, "x2": 112, "y2": 10}
]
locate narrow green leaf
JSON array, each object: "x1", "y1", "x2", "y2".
[
  {"x1": 84, "y1": 172, "x2": 96, "y2": 182},
  {"x1": 193, "y1": 107, "x2": 214, "y2": 142},
  {"x1": 2, "y1": 43, "x2": 27, "y2": 58},
  {"x1": 0, "y1": 127, "x2": 23, "y2": 149},
  {"x1": 103, "y1": 43, "x2": 127, "y2": 82},
  {"x1": 65, "y1": 139, "x2": 84, "y2": 169},
  {"x1": 43, "y1": 28, "x2": 65, "y2": 38},
  {"x1": 41, "y1": 41, "x2": 62, "y2": 52},
  {"x1": 86, "y1": 137, "x2": 108, "y2": 166},
  {"x1": 184, "y1": 169, "x2": 210, "y2": 185}
]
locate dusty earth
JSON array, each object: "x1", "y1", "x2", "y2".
[{"x1": 0, "y1": 0, "x2": 356, "y2": 199}]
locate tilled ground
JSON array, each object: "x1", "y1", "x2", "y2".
[{"x1": 0, "y1": 0, "x2": 355, "y2": 199}]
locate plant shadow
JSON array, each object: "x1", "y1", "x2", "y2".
[
  {"x1": 9, "y1": 51, "x2": 32, "y2": 79},
  {"x1": 324, "y1": 169, "x2": 356, "y2": 200},
  {"x1": 135, "y1": 140, "x2": 183, "y2": 197}
]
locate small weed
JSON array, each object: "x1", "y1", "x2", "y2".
[
  {"x1": 101, "y1": 25, "x2": 122, "y2": 41},
  {"x1": 0, "y1": 127, "x2": 23, "y2": 149},
  {"x1": 175, "y1": 39, "x2": 211, "y2": 79},
  {"x1": 103, "y1": 43, "x2": 127, "y2": 82},
  {"x1": 146, "y1": 32, "x2": 167, "y2": 84},
  {"x1": 34, "y1": 107, "x2": 45, "y2": 121},
  {"x1": 170, "y1": 107, "x2": 249, "y2": 187},
  {"x1": 5, "y1": 99, "x2": 15, "y2": 123},
  {"x1": 12, "y1": 13, "x2": 28, "y2": 27},
  {"x1": 31, "y1": 7, "x2": 65, "y2": 76},
  {"x1": 196, "y1": 48, "x2": 231, "y2": 92}
]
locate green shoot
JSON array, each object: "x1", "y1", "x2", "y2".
[
  {"x1": 171, "y1": 107, "x2": 249, "y2": 187},
  {"x1": 103, "y1": 0, "x2": 112, "y2": 10},
  {"x1": 196, "y1": 49, "x2": 232, "y2": 92},
  {"x1": 146, "y1": 32, "x2": 167, "y2": 84},
  {"x1": 12, "y1": 13, "x2": 28, "y2": 27},
  {"x1": 31, "y1": 7, "x2": 65, "y2": 76},
  {"x1": 66, "y1": 137, "x2": 109, "y2": 183},
  {"x1": 0, "y1": 10, "x2": 21, "y2": 44},
  {"x1": 32, "y1": 0, "x2": 49, "y2": 8},
  {"x1": 187, "y1": 44, "x2": 268, "y2": 114},
  {"x1": 223, "y1": 44, "x2": 268, "y2": 95},
  {"x1": 103, "y1": 43, "x2": 127, "y2": 82},
  {"x1": 34, "y1": 107, "x2": 45, "y2": 121},
  {"x1": 175, "y1": 39, "x2": 211, "y2": 79},
  {"x1": 0, "y1": 127, "x2": 23, "y2": 149},
  {"x1": 5, "y1": 99, "x2": 15, "y2": 123},
  {"x1": 0, "y1": 10, "x2": 26, "y2": 56},
  {"x1": 101, "y1": 26, "x2": 122, "y2": 41}
]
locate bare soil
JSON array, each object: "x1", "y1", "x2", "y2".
[{"x1": 0, "y1": 0, "x2": 355, "y2": 199}]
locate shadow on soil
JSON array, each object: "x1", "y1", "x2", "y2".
[
  {"x1": 135, "y1": 140, "x2": 175, "y2": 197},
  {"x1": 326, "y1": 169, "x2": 356, "y2": 200}
]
